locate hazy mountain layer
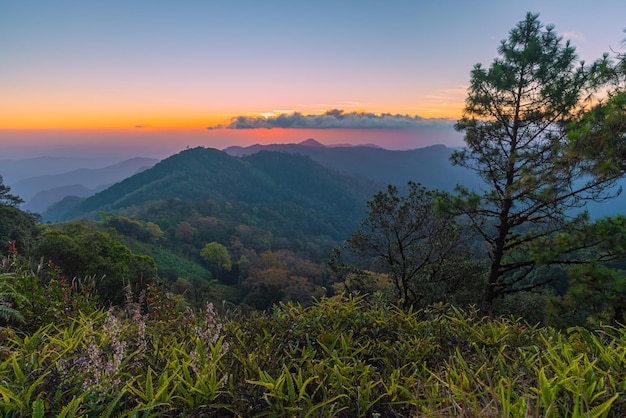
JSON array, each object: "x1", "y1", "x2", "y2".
[
  {"x1": 224, "y1": 140, "x2": 482, "y2": 192},
  {"x1": 0, "y1": 156, "x2": 130, "y2": 185},
  {"x1": 11, "y1": 158, "x2": 158, "y2": 212},
  {"x1": 24, "y1": 184, "x2": 99, "y2": 214}
]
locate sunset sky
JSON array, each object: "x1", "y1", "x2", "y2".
[{"x1": 1, "y1": 0, "x2": 624, "y2": 158}]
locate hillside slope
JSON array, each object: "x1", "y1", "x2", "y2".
[{"x1": 51, "y1": 147, "x2": 377, "y2": 240}]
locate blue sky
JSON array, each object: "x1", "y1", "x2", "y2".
[{"x1": 0, "y1": 0, "x2": 624, "y2": 155}]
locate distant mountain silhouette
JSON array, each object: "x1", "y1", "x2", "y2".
[
  {"x1": 224, "y1": 141, "x2": 482, "y2": 192},
  {"x1": 11, "y1": 157, "x2": 159, "y2": 207},
  {"x1": 0, "y1": 156, "x2": 124, "y2": 185},
  {"x1": 23, "y1": 184, "x2": 101, "y2": 214},
  {"x1": 298, "y1": 138, "x2": 325, "y2": 147}
]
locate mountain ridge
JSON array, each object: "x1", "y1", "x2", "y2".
[{"x1": 223, "y1": 141, "x2": 482, "y2": 192}]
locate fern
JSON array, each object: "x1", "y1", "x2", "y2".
[{"x1": 0, "y1": 275, "x2": 27, "y2": 323}]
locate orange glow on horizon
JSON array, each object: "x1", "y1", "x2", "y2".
[
  {"x1": 0, "y1": 101, "x2": 464, "y2": 130},
  {"x1": 0, "y1": 126, "x2": 466, "y2": 159},
  {"x1": 0, "y1": 111, "x2": 231, "y2": 130}
]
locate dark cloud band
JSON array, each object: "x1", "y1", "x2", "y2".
[{"x1": 207, "y1": 109, "x2": 454, "y2": 130}]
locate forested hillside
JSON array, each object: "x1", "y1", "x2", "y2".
[
  {"x1": 33, "y1": 147, "x2": 380, "y2": 310},
  {"x1": 54, "y1": 147, "x2": 375, "y2": 234}
]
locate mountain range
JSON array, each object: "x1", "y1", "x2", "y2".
[
  {"x1": 223, "y1": 139, "x2": 481, "y2": 192},
  {"x1": 42, "y1": 141, "x2": 487, "y2": 225},
  {"x1": 5, "y1": 139, "x2": 624, "y2": 224},
  {"x1": 2, "y1": 140, "x2": 483, "y2": 220}
]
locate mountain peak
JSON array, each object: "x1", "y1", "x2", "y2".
[{"x1": 298, "y1": 138, "x2": 325, "y2": 148}]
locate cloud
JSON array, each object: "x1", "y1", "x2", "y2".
[{"x1": 208, "y1": 109, "x2": 455, "y2": 130}]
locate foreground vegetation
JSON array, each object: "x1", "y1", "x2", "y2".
[
  {"x1": 1, "y1": 289, "x2": 624, "y2": 417},
  {"x1": 1, "y1": 246, "x2": 623, "y2": 416}
]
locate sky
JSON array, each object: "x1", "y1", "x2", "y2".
[{"x1": 1, "y1": 0, "x2": 624, "y2": 159}]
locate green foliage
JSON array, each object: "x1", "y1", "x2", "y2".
[
  {"x1": 0, "y1": 175, "x2": 23, "y2": 207},
  {"x1": 0, "y1": 276, "x2": 27, "y2": 324},
  {"x1": 32, "y1": 221, "x2": 157, "y2": 306},
  {"x1": 201, "y1": 241, "x2": 232, "y2": 280},
  {"x1": 548, "y1": 263, "x2": 626, "y2": 328},
  {"x1": 0, "y1": 205, "x2": 40, "y2": 256},
  {"x1": 0, "y1": 176, "x2": 40, "y2": 254},
  {"x1": 567, "y1": 35, "x2": 626, "y2": 176},
  {"x1": 41, "y1": 150, "x2": 369, "y2": 308},
  {"x1": 491, "y1": 289, "x2": 553, "y2": 325},
  {"x1": 1, "y1": 250, "x2": 99, "y2": 333},
  {"x1": 330, "y1": 266, "x2": 393, "y2": 298},
  {"x1": 243, "y1": 151, "x2": 373, "y2": 236},
  {"x1": 148, "y1": 246, "x2": 212, "y2": 282},
  {"x1": 528, "y1": 216, "x2": 626, "y2": 327},
  {"x1": 101, "y1": 214, "x2": 165, "y2": 244},
  {"x1": 3, "y1": 17, "x2": 626, "y2": 416}
]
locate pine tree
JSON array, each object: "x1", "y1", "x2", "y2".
[{"x1": 452, "y1": 13, "x2": 621, "y2": 306}]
